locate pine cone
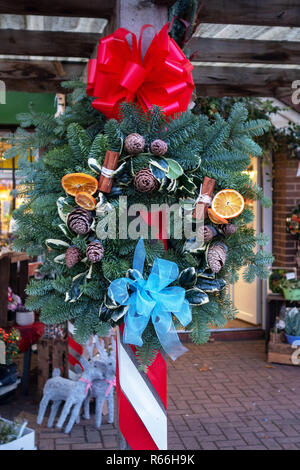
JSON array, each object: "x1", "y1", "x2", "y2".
[
  {"x1": 65, "y1": 246, "x2": 82, "y2": 269},
  {"x1": 67, "y1": 207, "x2": 92, "y2": 235},
  {"x1": 124, "y1": 133, "x2": 145, "y2": 155},
  {"x1": 150, "y1": 139, "x2": 168, "y2": 156},
  {"x1": 221, "y1": 224, "x2": 237, "y2": 236},
  {"x1": 134, "y1": 168, "x2": 158, "y2": 193},
  {"x1": 86, "y1": 241, "x2": 105, "y2": 263},
  {"x1": 198, "y1": 225, "x2": 217, "y2": 243},
  {"x1": 207, "y1": 242, "x2": 227, "y2": 273}
]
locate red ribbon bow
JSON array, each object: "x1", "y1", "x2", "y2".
[{"x1": 86, "y1": 23, "x2": 194, "y2": 120}]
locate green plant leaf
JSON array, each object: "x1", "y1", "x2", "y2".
[{"x1": 165, "y1": 158, "x2": 184, "y2": 180}]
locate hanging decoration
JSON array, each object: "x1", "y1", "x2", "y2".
[{"x1": 86, "y1": 23, "x2": 194, "y2": 119}]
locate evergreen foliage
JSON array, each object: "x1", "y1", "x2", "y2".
[{"x1": 7, "y1": 81, "x2": 273, "y2": 367}]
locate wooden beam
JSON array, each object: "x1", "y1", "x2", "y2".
[
  {"x1": 197, "y1": 0, "x2": 300, "y2": 27},
  {"x1": 188, "y1": 37, "x2": 300, "y2": 65},
  {"x1": 193, "y1": 64, "x2": 300, "y2": 97},
  {"x1": 0, "y1": 0, "x2": 116, "y2": 18},
  {"x1": 151, "y1": 0, "x2": 177, "y2": 5},
  {"x1": 0, "y1": 59, "x2": 84, "y2": 93},
  {"x1": 0, "y1": 29, "x2": 102, "y2": 58},
  {"x1": 116, "y1": 0, "x2": 168, "y2": 41}
]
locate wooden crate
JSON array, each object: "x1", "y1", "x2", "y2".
[
  {"x1": 268, "y1": 332, "x2": 300, "y2": 366},
  {"x1": 37, "y1": 338, "x2": 69, "y2": 395}
]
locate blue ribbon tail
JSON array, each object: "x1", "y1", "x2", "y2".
[
  {"x1": 123, "y1": 306, "x2": 149, "y2": 347},
  {"x1": 133, "y1": 238, "x2": 146, "y2": 274},
  {"x1": 153, "y1": 311, "x2": 188, "y2": 361}
]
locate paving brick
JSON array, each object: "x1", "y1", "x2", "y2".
[
  {"x1": 200, "y1": 441, "x2": 218, "y2": 450},
  {"x1": 215, "y1": 439, "x2": 246, "y2": 449},
  {"x1": 56, "y1": 445, "x2": 71, "y2": 450},
  {"x1": 71, "y1": 443, "x2": 104, "y2": 450},
  {"x1": 38, "y1": 439, "x2": 55, "y2": 450},
  {"x1": 85, "y1": 430, "x2": 101, "y2": 444}
]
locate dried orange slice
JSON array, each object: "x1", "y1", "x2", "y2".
[
  {"x1": 61, "y1": 173, "x2": 98, "y2": 196},
  {"x1": 208, "y1": 208, "x2": 228, "y2": 225},
  {"x1": 75, "y1": 191, "x2": 97, "y2": 210},
  {"x1": 211, "y1": 189, "x2": 244, "y2": 219}
]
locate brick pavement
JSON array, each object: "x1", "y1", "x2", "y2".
[
  {"x1": 167, "y1": 340, "x2": 300, "y2": 450},
  {"x1": 1, "y1": 340, "x2": 300, "y2": 450}
]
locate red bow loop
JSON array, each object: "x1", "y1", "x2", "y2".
[{"x1": 86, "y1": 23, "x2": 194, "y2": 120}]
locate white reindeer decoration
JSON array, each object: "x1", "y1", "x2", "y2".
[
  {"x1": 83, "y1": 335, "x2": 116, "y2": 428},
  {"x1": 37, "y1": 356, "x2": 103, "y2": 434}
]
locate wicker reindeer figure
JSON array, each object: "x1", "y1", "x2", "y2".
[
  {"x1": 83, "y1": 336, "x2": 116, "y2": 428},
  {"x1": 37, "y1": 356, "x2": 103, "y2": 434}
]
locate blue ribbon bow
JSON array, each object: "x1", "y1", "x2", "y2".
[{"x1": 108, "y1": 239, "x2": 192, "y2": 360}]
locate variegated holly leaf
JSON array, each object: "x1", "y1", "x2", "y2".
[
  {"x1": 185, "y1": 288, "x2": 209, "y2": 306},
  {"x1": 178, "y1": 173, "x2": 197, "y2": 196},
  {"x1": 112, "y1": 161, "x2": 127, "y2": 176},
  {"x1": 99, "y1": 303, "x2": 112, "y2": 322},
  {"x1": 45, "y1": 239, "x2": 70, "y2": 250},
  {"x1": 150, "y1": 159, "x2": 169, "y2": 180},
  {"x1": 65, "y1": 272, "x2": 86, "y2": 303},
  {"x1": 196, "y1": 266, "x2": 216, "y2": 279},
  {"x1": 104, "y1": 294, "x2": 120, "y2": 310},
  {"x1": 178, "y1": 267, "x2": 197, "y2": 288},
  {"x1": 166, "y1": 178, "x2": 178, "y2": 193},
  {"x1": 53, "y1": 253, "x2": 66, "y2": 264},
  {"x1": 58, "y1": 224, "x2": 73, "y2": 240},
  {"x1": 196, "y1": 278, "x2": 226, "y2": 293},
  {"x1": 88, "y1": 157, "x2": 102, "y2": 175},
  {"x1": 184, "y1": 237, "x2": 206, "y2": 253},
  {"x1": 165, "y1": 158, "x2": 183, "y2": 180},
  {"x1": 111, "y1": 304, "x2": 130, "y2": 322},
  {"x1": 56, "y1": 197, "x2": 74, "y2": 223}
]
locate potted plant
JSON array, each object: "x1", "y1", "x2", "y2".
[
  {"x1": 284, "y1": 307, "x2": 300, "y2": 344},
  {"x1": 0, "y1": 418, "x2": 35, "y2": 450},
  {"x1": 8, "y1": 287, "x2": 35, "y2": 326},
  {"x1": 279, "y1": 278, "x2": 300, "y2": 301},
  {"x1": 0, "y1": 329, "x2": 21, "y2": 402}
]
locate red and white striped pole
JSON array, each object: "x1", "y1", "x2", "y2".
[
  {"x1": 67, "y1": 321, "x2": 83, "y2": 377},
  {"x1": 116, "y1": 211, "x2": 168, "y2": 450},
  {"x1": 116, "y1": 326, "x2": 167, "y2": 450}
]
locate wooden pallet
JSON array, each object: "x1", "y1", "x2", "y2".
[
  {"x1": 268, "y1": 332, "x2": 300, "y2": 366},
  {"x1": 37, "y1": 338, "x2": 69, "y2": 395}
]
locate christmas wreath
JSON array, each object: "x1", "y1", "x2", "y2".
[{"x1": 7, "y1": 26, "x2": 273, "y2": 367}]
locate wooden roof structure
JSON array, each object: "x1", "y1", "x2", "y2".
[{"x1": 0, "y1": 0, "x2": 299, "y2": 101}]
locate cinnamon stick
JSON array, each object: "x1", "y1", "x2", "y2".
[
  {"x1": 98, "y1": 150, "x2": 120, "y2": 193},
  {"x1": 193, "y1": 176, "x2": 216, "y2": 220}
]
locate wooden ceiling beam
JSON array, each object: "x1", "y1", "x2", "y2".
[
  {"x1": 189, "y1": 37, "x2": 300, "y2": 65},
  {"x1": 193, "y1": 64, "x2": 299, "y2": 97},
  {"x1": 0, "y1": 59, "x2": 84, "y2": 93},
  {"x1": 0, "y1": 0, "x2": 116, "y2": 19},
  {"x1": 0, "y1": 29, "x2": 102, "y2": 58},
  {"x1": 197, "y1": 0, "x2": 300, "y2": 27}
]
